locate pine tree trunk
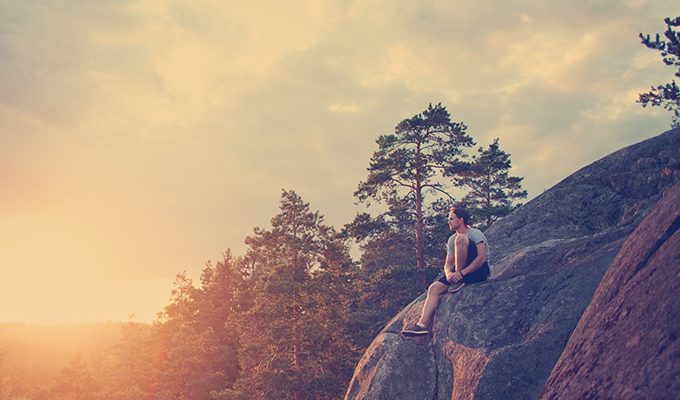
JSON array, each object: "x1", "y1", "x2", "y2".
[
  {"x1": 414, "y1": 139, "x2": 426, "y2": 292},
  {"x1": 416, "y1": 155, "x2": 427, "y2": 291},
  {"x1": 486, "y1": 173, "x2": 492, "y2": 229},
  {"x1": 293, "y1": 323, "x2": 301, "y2": 400},
  {"x1": 415, "y1": 182, "x2": 426, "y2": 291}
]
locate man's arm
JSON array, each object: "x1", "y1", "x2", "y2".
[{"x1": 444, "y1": 252, "x2": 456, "y2": 280}]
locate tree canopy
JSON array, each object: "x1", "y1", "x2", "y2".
[
  {"x1": 229, "y1": 190, "x2": 358, "y2": 400},
  {"x1": 2, "y1": 103, "x2": 528, "y2": 400},
  {"x1": 355, "y1": 103, "x2": 474, "y2": 288},
  {"x1": 639, "y1": 16, "x2": 680, "y2": 128},
  {"x1": 459, "y1": 138, "x2": 528, "y2": 230}
]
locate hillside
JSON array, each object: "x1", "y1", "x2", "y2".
[{"x1": 345, "y1": 128, "x2": 680, "y2": 399}]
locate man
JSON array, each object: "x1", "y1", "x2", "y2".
[{"x1": 401, "y1": 206, "x2": 491, "y2": 336}]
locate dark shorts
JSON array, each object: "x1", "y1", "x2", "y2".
[
  {"x1": 437, "y1": 262, "x2": 490, "y2": 285},
  {"x1": 437, "y1": 239, "x2": 490, "y2": 285}
]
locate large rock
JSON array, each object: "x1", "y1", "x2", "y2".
[
  {"x1": 345, "y1": 129, "x2": 680, "y2": 400},
  {"x1": 540, "y1": 180, "x2": 680, "y2": 399}
]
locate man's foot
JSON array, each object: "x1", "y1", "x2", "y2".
[
  {"x1": 401, "y1": 323, "x2": 431, "y2": 337},
  {"x1": 447, "y1": 281, "x2": 465, "y2": 293}
]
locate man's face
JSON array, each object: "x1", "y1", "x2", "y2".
[{"x1": 448, "y1": 211, "x2": 462, "y2": 230}]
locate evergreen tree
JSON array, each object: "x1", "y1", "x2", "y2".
[
  {"x1": 459, "y1": 138, "x2": 527, "y2": 230},
  {"x1": 344, "y1": 197, "x2": 416, "y2": 275},
  {"x1": 194, "y1": 252, "x2": 244, "y2": 390},
  {"x1": 355, "y1": 103, "x2": 473, "y2": 289},
  {"x1": 51, "y1": 354, "x2": 99, "y2": 400},
  {"x1": 103, "y1": 319, "x2": 158, "y2": 400},
  {"x1": 156, "y1": 324, "x2": 223, "y2": 400},
  {"x1": 638, "y1": 16, "x2": 680, "y2": 128},
  {"x1": 153, "y1": 272, "x2": 235, "y2": 400},
  {"x1": 344, "y1": 198, "x2": 443, "y2": 347},
  {"x1": 422, "y1": 199, "x2": 455, "y2": 262},
  {"x1": 227, "y1": 190, "x2": 357, "y2": 400},
  {"x1": 301, "y1": 224, "x2": 360, "y2": 396},
  {"x1": 159, "y1": 272, "x2": 201, "y2": 329}
]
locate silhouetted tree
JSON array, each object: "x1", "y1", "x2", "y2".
[
  {"x1": 153, "y1": 270, "x2": 239, "y2": 400},
  {"x1": 156, "y1": 324, "x2": 223, "y2": 400},
  {"x1": 345, "y1": 197, "x2": 416, "y2": 276},
  {"x1": 344, "y1": 196, "x2": 445, "y2": 348},
  {"x1": 639, "y1": 16, "x2": 680, "y2": 128},
  {"x1": 193, "y1": 252, "x2": 244, "y2": 389},
  {"x1": 355, "y1": 103, "x2": 473, "y2": 289},
  {"x1": 459, "y1": 138, "x2": 527, "y2": 230},
  {"x1": 51, "y1": 354, "x2": 98, "y2": 400},
  {"x1": 101, "y1": 319, "x2": 157, "y2": 400},
  {"x1": 159, "y1": 272, "x2": 201, "y2": 329},
  {"x1": 228, "y1": 190, "x2": 357, "y2": 400}
]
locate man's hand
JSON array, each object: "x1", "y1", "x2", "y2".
[{"x1": 446, "y1": 270, "x2": 464, "y2": 283}]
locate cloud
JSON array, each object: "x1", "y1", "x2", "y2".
[{"x1": 0, "y1": 0, "x2": 677, "y2": 322}]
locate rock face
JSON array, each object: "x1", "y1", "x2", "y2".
[
  {"x1": 344, "y1": 129, "x2": 680, "y2": 400},
  {"x1": 540, "y1": 180, "x2": 680, "y2": 399}
]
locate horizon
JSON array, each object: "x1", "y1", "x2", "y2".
[{"x1": 1, "y1": 0, "x2": 677, "y2": 324}]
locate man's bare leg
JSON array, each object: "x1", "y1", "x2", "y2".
[
  {"x1": 416, "y1": 281, "x2": 449, "y2": 328},
  {"x1": 454, "y1": 233, "x2": 470, "y2": 275},
  {"x1": 414, "y1": 234, "x2": 470, "y2": 328}
]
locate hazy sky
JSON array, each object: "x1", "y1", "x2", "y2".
[{"x1": 1, "y1": 0, "x2": 677, "y2": 323}]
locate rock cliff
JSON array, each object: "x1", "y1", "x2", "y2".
[
  {"x1": 344, "y1": 129, "x2": 680, "y2": 400},
  {"x1": 540, "y1": 179, "x2": 680, "y2": 399}
]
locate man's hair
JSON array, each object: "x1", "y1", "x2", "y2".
[{"x1": 450, "y1": 206, "x2": 471, "y2": 225}]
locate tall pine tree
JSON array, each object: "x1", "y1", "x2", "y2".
[
  {"x1": 50, "y1": 354, "x2": 99, "y2": 400},
  {"x1": 344, "y1": 196, "x2": 416, "y2": 275},
  {"x1": 355, "y1": 103, "x2": 473, "y2": 289},
  {"x1": 193, "y1": 252, "x2": 245, "y2": 390},
  {"x1": 638, "y1": 16, "x2": 680, "y2": 128},
  {"x1": 154, "y1": 273, "x2": 232, "y2": 400},
  {"x1": 227, "y1": 190, "x2": 357, "y2": 400},
  {"x1": 344, "y1": 197, "x2": 443, "y2": 348},
  {"x1": 459, "y1": 138, "x2": 527, "y2": 230},
  {"x1": 104, "y1": 319, "x2": 157, "y2": 400}
]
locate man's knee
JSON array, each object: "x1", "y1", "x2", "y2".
[{"x1": 428, "y1": 281, "x2": 449, "y2": 296}]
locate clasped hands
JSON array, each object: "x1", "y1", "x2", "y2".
[{"x1": 445, "y1": 270, "x2": 465, "y2": 283}]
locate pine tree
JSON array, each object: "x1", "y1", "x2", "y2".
[
  {"x1": 459, "y1": 138, "x2": 527, "y2": 230},
  {"x1": 103, "y1": 319, "x2": 158, "y2": 400},
  {"x1": 355, "y1": 103, "x2": 473, "y2": 289},
  {"x1": 344, "y1": 199, "x2": 443, "y2": 347},
  {"x1": 304, "y1": 224, "x2": 361, "y2": 395},
  {"x1": 155, "y1": 324, "x2": 223, "y2": 400},
  {"x1": 193, "y1": 252, "x2": 246, "y2": 392},
  {"x1": 159, "y1": 272, "x2": 201, "y2": 329},
  {"x1": 229, "y1": 190, "x2": 357, "y2": 400},
  {"x1": 638, "y1": 16, "x2": 680, "y2": 128},
  {"x1": 153, "y1": 272, "x2": 237, "y2": 400},
  {"x1": 344, "y1": 197, "x2": 416, "y2": 275},
  {"x1": 51, "y1": 354, "x2": 99, "y2": 400}
]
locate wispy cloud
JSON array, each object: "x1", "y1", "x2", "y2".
[{"x1": 0, "y1": 0, "x2": 676, "y2": 322}]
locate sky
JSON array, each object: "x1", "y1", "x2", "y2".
[{"x1": 0, "y1": 0, "x2": 677, "y2": 324}]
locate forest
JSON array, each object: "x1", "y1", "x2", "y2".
[{"x1": 1, "y1": 104, "x2": 527, "y2": 399}]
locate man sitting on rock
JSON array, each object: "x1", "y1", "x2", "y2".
[{"x1": 401, "y1": 206, "x2": 491, "y2": 336}]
